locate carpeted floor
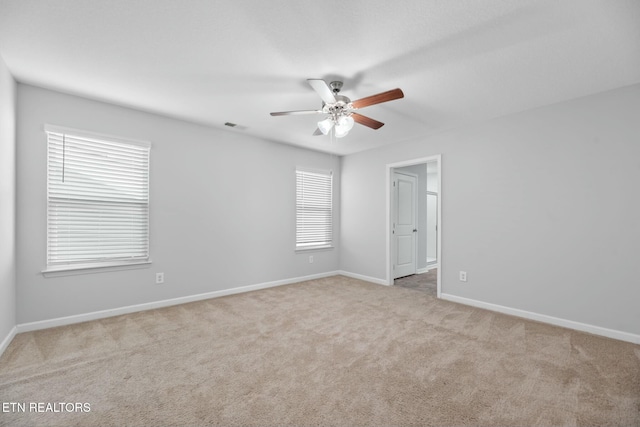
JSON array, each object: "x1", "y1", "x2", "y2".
[
  {"x1": 395, "y1": 269, "x2": 437, "y2": 296},
  {"x1": 1, "y1": 275, "x2": 639, "y2": 426}
]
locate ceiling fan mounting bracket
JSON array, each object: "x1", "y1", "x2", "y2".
[{"x1": 329, "y1": 81, "x2": 343, "y2": 94}]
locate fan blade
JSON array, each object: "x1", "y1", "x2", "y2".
[
  {"x1": 312, "y1": 128, "x2": 323, "y2": 136},
  {"x1": 351, "y1": 88, "x2": 404, "y2": 109},
  {"x1": 352, "y1": 113, "x2": 384, "y2": 130},
  {"x1": 270, "y1": 110, "x2": 322, "y2": 116},
  {"x1": 307, "y1": 79, "x2": 337, "y2": 104}
]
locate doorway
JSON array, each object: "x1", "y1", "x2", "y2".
[{"x1": 386, "y1": 156, "x2": 441, "y2": 297}]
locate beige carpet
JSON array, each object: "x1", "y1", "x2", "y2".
[
  {"x1": 395, "y1": 269, "x2": 437, "y2": 296},
  {"x1": 1, "y1": 275, "x2": 639, "y2": 427}
]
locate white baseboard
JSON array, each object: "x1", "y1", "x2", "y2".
[
  {"x1": 441, "y1": 293, "x2": 640, "y2": 345},
  {"x1": 416, "y1": 267, "x2": 429, "y2": 274},
  {"x1": 337, "y1": 270, "x2": 389, "y2": 286},
  {"x1": 16, "y1": 273, "x2": 637, "y2": 346},
  {"x1": 16, "y1": 271, "x2": 340, "y2": 334},
  {"x1": 0, "y1": 325, "x2": 17, "y2": 357}
]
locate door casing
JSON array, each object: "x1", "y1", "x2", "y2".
[{"x1": 386, "y1": 155, "x2": 442, "y2": 297}]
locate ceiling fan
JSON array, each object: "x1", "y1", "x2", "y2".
[{"x1": 270, "y1": 79, "x2": 404, "y2": 138}]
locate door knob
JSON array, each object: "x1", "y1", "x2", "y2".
[{"x1": 413, "y1": 229, "x2": 417, "y2": 232}]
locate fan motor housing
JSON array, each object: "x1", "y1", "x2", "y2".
[
  {"x1": 335, "y1": 95, "x2": 351, "y2": 104},
  {"x1": 323, "y1": 95, "x2": 352, "y2": 115}
]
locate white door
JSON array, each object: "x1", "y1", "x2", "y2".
[{"x1": 393, "y1": 172, "x2": 417, "y2": 279}]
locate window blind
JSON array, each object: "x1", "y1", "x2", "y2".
[
  {"x1": 296, "y1": 168, "x2": 332, "y2": 248},
  {"x1": 46, "y1": 127, "x2": 150, "y2": 268}
]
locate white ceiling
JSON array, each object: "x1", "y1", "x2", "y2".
[{"x1": 1, "y1": 0, "x2": 639, "y2": 156}]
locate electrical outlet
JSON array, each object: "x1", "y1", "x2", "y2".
[
  {"x1": 309, "y1": 255, "x2": 314, "y2": 264},
  {"x1": 156, "y1": 272, "x2": 164, "y2": 284},
  {"x1": 459, "y1": 271, "x2": 467, "y2": 282}
]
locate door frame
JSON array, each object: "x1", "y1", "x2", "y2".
[
  {"x1": 426, "y1": 190, "x2": 439, "y2": 267},
  {"x1": 391, "y1": 170, "x2": 418, "y2": 279},
  {"x1": 386, "y1": 155, "x2": 442, "y2": 297}
]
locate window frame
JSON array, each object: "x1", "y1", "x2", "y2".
[
  {"x1": 42, "y1": 125, "x2": 152, "y2": 275},
  {"x1": 295, "y1": 167, "x2": 334, "y2": 251}
]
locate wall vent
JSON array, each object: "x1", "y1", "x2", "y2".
[{"x1": 224, "y1": 122, "x2": 247, "y2": 130}]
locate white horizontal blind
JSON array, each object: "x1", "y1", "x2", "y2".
[
  {"x1": 46, "y1": 129, "x2": 150, "y2": 267},
  {"x1": 296, "y1": 168, "x2": 332, "y2": 248}
]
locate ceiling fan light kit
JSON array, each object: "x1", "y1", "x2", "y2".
[
  {"x1": 318, "y1": 109, "x2": 355, "y2": 138},
  {"x1": 271, "y1": 79, "x2": 404, "y2": 139},
  {"x1": 317, "y1": 117, "x2": 334, "y2": 135}
]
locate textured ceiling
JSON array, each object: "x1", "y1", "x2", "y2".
[{"x1": 0, "y1": 0, "x2": 639, "y2": 155}]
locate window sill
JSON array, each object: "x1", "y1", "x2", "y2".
[
  {"x1": 42, "y1": 260, "x2": 152, "y2": 277},
  {"x1": 295, "y1": 245, "x2": 334, "y2": 253}
]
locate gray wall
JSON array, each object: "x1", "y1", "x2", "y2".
[
  {"x1": 16, "y1": 84, "x2": 340, "y2": 324},
  {"x1": 0, "y1": 54, "x2": 16, "y2": 342},
  {"x1": 341, "y1": 84, "x2": 640, "y2": 336}
]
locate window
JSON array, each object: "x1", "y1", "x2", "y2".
[
  {"x1": 296, "y1": 168, "x2": 333, "y2": 249},
  {"x1": 45, "y1": 125, "x2": 151, "y2": 272}
]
